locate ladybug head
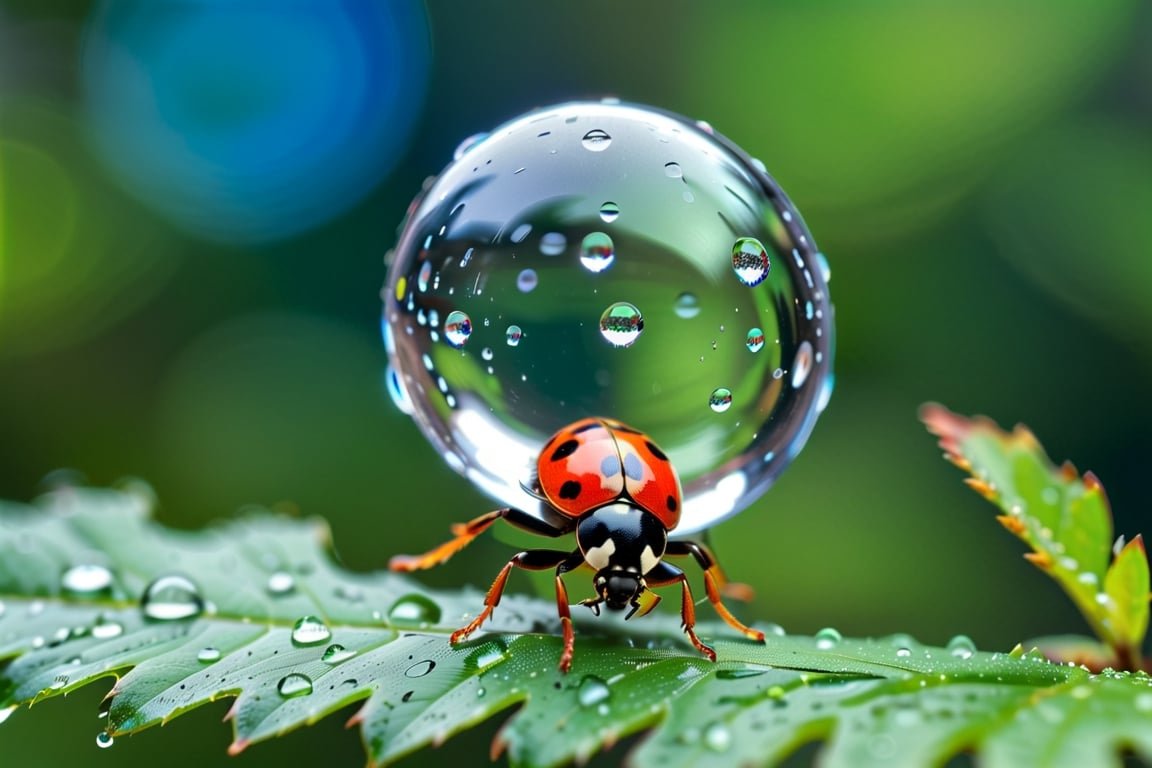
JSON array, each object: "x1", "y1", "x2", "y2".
[{"x1": 594, "y1": 569, "x2": 643, "y2": 613}]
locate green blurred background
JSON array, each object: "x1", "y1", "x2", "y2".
[{"x1": 1, "y1": 1, "x2": 1150, "y2": 765}]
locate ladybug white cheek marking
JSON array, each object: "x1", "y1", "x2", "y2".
[
  {"x1": 584, "y1": 538, "x2": 616, "y2": 571},
  {"x1": 639, "y1": 544, "x2": 659, "y2": 575}
]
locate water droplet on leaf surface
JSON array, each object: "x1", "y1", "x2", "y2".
[
  {"x1": 577, "y1": 675, "x2": 611, "y2": 707},
  {"x1": 266, "y1": 571, "x2": 295, "y2": 596},
  {"x1": 814, "y1": 627, "x2": 842, "y2": 650},
  {"x1": 141, "y1": 574, "x2": 204, "y2": 621},
  {"x1": 198, "y1": 647, "x2": 222, "y2": 663},
  {"x1": 96, "y1": 731, "x2": 114, "y2": 748},
  {"x1": 277, "y1": 673, "x2": 313, "y2": 698},
  {"x1": 405, "y1": 659, "x2": 436, "y2": 678},
  {"x1": 290, "y1": 616, "x2": 331, "y2": 646},
  {"x1": 322, "y1": 644, "x2": 357, "y2": 664},
  {"x1": 62, "y1": 565, "x2": 113, "y2": 598},
  {"x1": 946, "y1": 635, "x2": 976, "y2": 659},
  {"x1": 383, "y1": 101, "x2": 833, "y2": 535},
  {"x1": 388, "y1": 593, "x2": 442, "y2": 625}
]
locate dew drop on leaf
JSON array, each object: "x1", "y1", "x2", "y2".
[
  {"x1": 598, "y1": 202, "x2": 620, "y2": 223},
  {"x1": 197, "y1": 647, "x2": 222, "y2": 663},
  {"x1": 265, "y1": 571, "x2": 295, "y2": 596},
  {"x1": 141, "y1": 574, "x2": 204, "y2": 621},
  {"x1": 290, "y1": 616, "x2": 331, "y2": 646},
  {"x1": 576, "y1": 675, "x2": 611, "y2": 708},
  {"x1": 95, "y1": 731, "x2": 114, "y2": 749},
  {"x1": 277, "y1": 673, "x2": 314, "y2": 698},
  {"x1": 539, "y1": 231, "x2": 567, "y2": 256},
  {"x1": 404, "y1": 659, "x2": 436, "y2": 678},
  {"x1": 61, "y1": 564, "x2": 114, "y2": 598},
  {"x1": 322, "y1": 644, "x2": 357, "y2": 665},
  {"x1": 388, "y1": 593, "x2": 442, "y2": 625},
  {"x1": 703, "y1": 721, "x2": 732, "y2": 752},
  {"x1": 946, "y1": 635, "x2": 976, "y2": 659},
  {"x1": 814, "y1": 627, "x2": 842, "y2": 650},
  {"x1": 91, "y1": 618, "x2": 123, "y2": 640}
]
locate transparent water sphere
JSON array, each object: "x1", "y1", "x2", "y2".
[{"x1": 383, "y1": 101, "x2": 834, "y2": 535}]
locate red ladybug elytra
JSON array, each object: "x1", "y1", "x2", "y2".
[{"x1": 390, "y1": 417, "x2": 765, "y2": 672}]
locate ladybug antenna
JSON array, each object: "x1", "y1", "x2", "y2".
[{"x1": 518, "y1": 473, "x2": 546, "y2": 501}]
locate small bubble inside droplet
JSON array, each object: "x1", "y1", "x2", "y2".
[
  {"x1": 481, "y1": 347, "x2": 493, "y2": 361},
  {"x1": 709, "y1": 388, "x2": 732, "y2": 413},
  {"x1": 510, "y1": 223, "x2": 532, "y2": 243},
  {"x1": 581, "y1": 129, "x2": 612, "y2": 151},
  {"x1": 506, "y1": 325, "x2": 523, "y2": 347},
  {"x1": 746, "y1": 328, "x2": 765, "y2": 353},
  {"x1": 516, "y1": 269, "x2": 538, "y2": 292},
  {"x1": 792, "y1": 341, "x2": 814, "y2": 388},
  {"x1": 674, "y1": 292, "x2": 700, "y2": 319},
  {"x1": 580, "y1": 232, "x2": 615, "y2": 273},
  {"x1": 732, "y1": 237, "x2": 771, "y2": 287},
  {"x1": 599, "y1": 302, "x2": 644, "y2": 347},
  {"x1": 539, "y1": 232, "x2": 567, "y2": 256},
  {"x1": 417, "y1": 261, "x2": 433, "y2": 292},
  {"x1": 664, "y1": 162, "x2": 683, "y2": 179},
  {"x1": 96, "y1": 731, "x2": 114, "y2": 749},
  {"x1": 598, "y1": 202, "x2": 620, "y2": 222},
  {"x1": 443, "y1": 310, "x2": 472, "y2": 348}
]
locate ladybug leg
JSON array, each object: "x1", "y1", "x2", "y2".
[
  {"x1": 450, "y1": 548, "x2": 578, "y2": 645},
  {"x1": 389, "y1": 507, "x2": 571, "y2": 572},
  {"x1": 553, "y1": 550, "x2": 586, "y2": 673},
  {"x1": 645, "y1": 561, "x2": 716, "y2": 662},
  {"x1": 665, "y1": 541, "x2": 766, "y2": 643},
  {"x1": 665, "y1": 540, "x2": 756, "y2": 601}
]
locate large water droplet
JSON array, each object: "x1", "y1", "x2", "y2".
[
  {"x1": 290, "y1": 616, "x2": 331, "y2": 646},
  {"x1": 598, "y1": 202, "x2": 620, "y2": 222},
  {"x1": 405, "y1": 659, "x2": 436, "y2": 678},
  {"x1": 505, "y1": 325, "x2": 523, "y2": 347},
  {"x1": 198, "y1": 647, "x2": 222, "y2": 663},
  {"x1": 581, "y1": 129, "x2": 612, "y2": 151},
  {"x1": 732, "y1": 237, "x2": 770, "y2": 287},
  {"x1": 61, "y1": 564, "x2": 114, "y2": 598},
  {"x1": 277, "y1": 673, "x2": 314, "y2": 698},
  {"x1": 703, "y1": 721, "x2": 732, "y2": 752},
  {"x1": 599, "y1": 302, "x2": 643, "y2": 347},
  {"x1": 577, "y1": 675, "x2": 611, "y2": 707},
  {"x1": 580, "y1": 232, "x2": 615, "y2": 273},
  {"x1": 96, "y1": 731, "x2": 114, "y2": 749},
  {"x1": 141, "y1": 574, "x2": 204, "y2": 621},
  {"x1": 745, "y1": 328, "x2": 765, "y2": 353},
  {"x1": 674, "y1": 292, "x2": 700, "y2": 319},
  {"x1": 946, "y1": 635, "x2": 976, "y2": 659},
  {"x1": 709, "y1": 388, "x2": 733, "y2": 413},
  {"x1": 814, "y1": 627, "x2": 842, "y2": 650},
  {"x1": 322, "y1": 644, "x2": 357, "y2": 665},
  {"x1": 388, "y1": 593, "x2": 442, "y2": 625},
  {"x1": 266, "y1": 571, "x2": 295, "y2": 596},
  {"x1": 443, "y1": 310, "x2": 473, "y2": 348}
]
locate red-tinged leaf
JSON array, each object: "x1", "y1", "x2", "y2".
[{"x1": 921, "y1": 403, "x2": 1148, "y2": 669}]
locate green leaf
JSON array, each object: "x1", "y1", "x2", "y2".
[
  {"x1": 921, "y1": 403, "x2": 1150, "y2": 670},
  {"x1": 4, "y1": 484, "x2": 1152, "y2": 767}
]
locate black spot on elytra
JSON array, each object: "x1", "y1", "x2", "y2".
[
  {"x1": 559, "y1": 480, "x2": 582, "y2": 499},
  {"x1": 550, "y1": 439, "x2": 580, "y2": 462},
  {"x1": 666, "y1": 495, "x2": 678, "y2": 512},
  {"x1": 645, "y1": 440, "x2": 668, "y2": 461}
]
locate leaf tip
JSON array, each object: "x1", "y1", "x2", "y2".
[{"x1": 227, "y1": 738, "x2": 250, "y2": 756}]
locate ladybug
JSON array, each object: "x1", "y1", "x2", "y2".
[{"x1": 390, "y1": 417, "x2": 766, "y2": 672}]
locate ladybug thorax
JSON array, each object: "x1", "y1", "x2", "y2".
[{"x1": 576, "y1": 502, "x2": 668, "y2": 577}]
